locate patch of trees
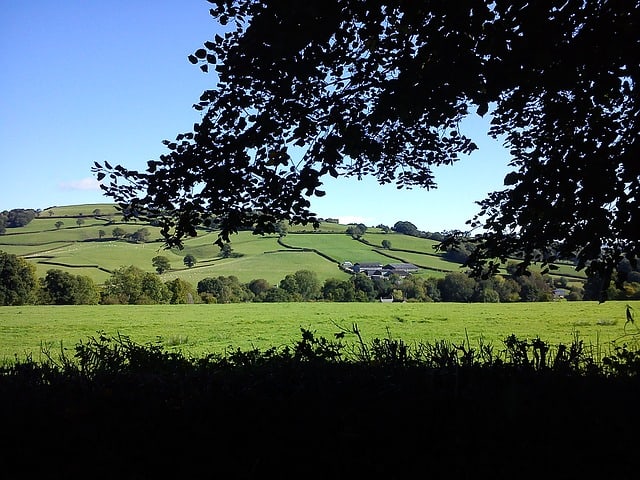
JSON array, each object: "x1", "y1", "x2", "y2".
[
  {"x1": 101, "y1": 266, "x2": 170, "y2": 305},
  {"x1": 391, "y1": 221, "x2": 447, "y2": 242},
  {"x1": 345, "y1": 223, "x2": 367, "y2": 239},
  {"x1": 110, "y1": 227, "x2": 152, "y2": 243},
  {"x1": 2, "y1": 248, "x2": 638, "y2": 306},
  {"x1": 39, "y1": 269, "x2": 100, "y2": 305},
  {"x1": 0, "y1": 209, "x2": 37, "y2": 234},
  {"x1": 0, "y1": 251, "x2": 38, "y2": 305}
]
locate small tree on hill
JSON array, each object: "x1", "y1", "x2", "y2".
[
  {"x1": 219, "y1": 243, "x2": 234, "y2": 258},
  {"x1": 346, "y1": 224, "x2": 366, "y2": 239},
  {"x1": 152, "y1": 256, "x2": 171, "y2": 274},
  {"x1": 112, "y1": 227, "x2": 126, "y2": 239},
  {"x1": 55, "y1": 221, "x2": 64, "y2": 229},
  {"x1": 183, "y1": 254, "x2": 197, "y2": 268},
  {"x1": 130, "y1": 228, "x2": 150, "y2": 243}
]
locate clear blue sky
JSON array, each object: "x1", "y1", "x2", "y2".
[{"x1": 1, "y1": 1, "x2": 513, "y2": 233}]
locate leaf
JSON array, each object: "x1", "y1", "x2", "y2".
[
  {"x1": 96, "y1": 172, "x2": 106, "y2": 181},
  {"x1": 188, "y1": 55, "x2": 198, "y2": 65},
  {"x1": 104, "y1": 161, "x2": 112, "y2": 170},
  {"x1": 200, "y1": 64, "x2": 209, "y2": 73},
  {"x1": 476, "y1": 102, "x2": 488, "y2": 117},
  {"x1": 194, "y1": 49, "x2": 207, "y2": 59},
  {"x1": 204, "y1": 41, "x2": 215, "y2": 50},
  {"x1": 503, "y1": 172, "x2": 519, "y2": 186}
]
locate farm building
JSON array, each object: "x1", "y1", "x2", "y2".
[
  {"x1": 351, "y1": 262, "x2": 419, "y2": 278},
  {"x1": 383, "y1": 263, "x2": 419, "y2": 277},
  {"x1": 352, "y1": 262, "x2": 384, "y2": 277}
]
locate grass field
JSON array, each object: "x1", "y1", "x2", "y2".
[
  {"x1": 1, "y1": 203, "x2": 588, "y2": 288},
  {"x1": 2, "y1": 300, "x2": 637, "y2": 363}
]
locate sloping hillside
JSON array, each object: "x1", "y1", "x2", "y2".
[{"x1": 0, "y1": 203, "x2": 585, "y2": 286}]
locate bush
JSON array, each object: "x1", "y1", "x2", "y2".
[{"x1": 1, "y1": 330, "x2": 639, "y2": 478}]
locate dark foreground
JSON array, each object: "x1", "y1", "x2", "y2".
[{"x1": 1, "y1": 332, "x2": 638, "y2": 479}]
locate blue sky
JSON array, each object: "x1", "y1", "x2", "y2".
[{"x1": 1, "y1": 1, "x2": 513, "y2": 233}]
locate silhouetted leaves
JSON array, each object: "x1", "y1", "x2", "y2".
[{"x1": 92, "y1": 1, "x2": 639, "y2": 295}]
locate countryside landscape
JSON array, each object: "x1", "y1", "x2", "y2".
[
  {"x1": 2, "y1": 2, "x2": 639, "y2": 477},
  {"x1": 2, "y1": 203, "x2": 638, "y2": 360},
  {"x1": 1, "y1": 203, "x2": 638, "y2": 477}
]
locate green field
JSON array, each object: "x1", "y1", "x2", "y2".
[
  {"x1": 2, "y1": 300, "x2": 637, "y2": 362},
  {"x1": 1, "y1": 203, "x2": 588, "y2": 288}
]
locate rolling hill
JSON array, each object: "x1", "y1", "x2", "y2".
[{"x1": 0, "y1": 203, "x2": 586, "y2": 287}]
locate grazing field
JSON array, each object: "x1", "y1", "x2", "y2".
[
  {"x1": 2, "y1": 203, "x2": 587, "y2": 287},
  {"x1": 1, "y1": 300, "x2": 637, "y2": 362}
]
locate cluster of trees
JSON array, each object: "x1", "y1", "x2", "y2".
[
  {"x1": 346, "y1": 220, "x2": 449, "y2": 242},
  {"x1": 389, "y1": 221, "x2": 448, "y2": 242},
  {"x1": 0, "y1": 209, "x2": 37, "y2": 234},
  {"x1": 109, "y1": 226, "x2": 151, "y2": 243},
  {"x1": 3, "y1": 249, "x2": 638, "y2": 306}
]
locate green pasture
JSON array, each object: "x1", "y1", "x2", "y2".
[
  {"x1": 281, "y1": 233, "x2": 391, "y2": 264},
  {"x1": 376, "y1": 249, "x2": 461, "y2": 272},
  {"x1": 0, "y1": 242, "x2": 72, "y2": 257},
  {"x1": 2, "y1": 203, "x2": 586, "y2": 287},
  {"x1": 163, "y1": 250, "x2": 348, "y2": 285},
  {"x1": 369, "y1": 232, "x2": 442, "y2": 252},
  {"x1": 1, "y1": 301, "x2": 637, "y2": 363},
  {"x1": 40, "y1": 203, "x2": 121, "y2": 217}
]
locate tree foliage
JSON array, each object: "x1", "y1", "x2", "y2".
[
  {"x1": 0, "y1": 251, "x2": 37, "y2": 305},
  {"x1": 197, "y1": 275, "x2": 253, "y2": 303},
  {"x1": 101, "y1": 266, "x2": 170, "y2": 304},
  {"x1": 0, "y1": 209, "x2": 37, "y2": 231},
  {"x1": 94, "y1": 1, "x2": 639, "y2": 296},
  {"x1": 40, "y1": 269, "x2": 100, "y2": 305},
  {"x1": 165, "y1": 277, "x2": 198, "y2": 304},
  {"x1": 345, "y1": 223, "x2": 366, "y2": 239},
  {"x1": 183, "y1": 254, "x2": 197, "y2": 268},
  {"x1": 152, "y1": 256, "x2": 171, "y2": 274},
  {"x1": 392, "y1": 221, "x2": 419, "y2": 237},
  {"x1": 279, "y1": 269, "x2": 322, "y2": 301}
]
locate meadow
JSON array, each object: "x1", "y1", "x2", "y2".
[
  {"x1": 1, "y1": 203, "x2": 586, "y2": 286},
  {"x1": 2, "y1": 300, "x2": 637, "y2": 363}
]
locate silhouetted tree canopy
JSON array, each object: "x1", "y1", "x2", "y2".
[{"x1": 95, "y1": 1, "x2": 639, "y2": 299}]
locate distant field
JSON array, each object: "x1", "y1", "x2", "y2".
[
  {"x1": 40, "y1": 203, "x2": 121, "y2": 217},
  {"x1": 281, "y1": 233, "x2": 392, "y2": 264},
  {"x1": 1, "y1": 301, "x2": 637, "y2": 362},
  {"x1": 1, "y1": 203, "x2": 587, "y2": 287}
]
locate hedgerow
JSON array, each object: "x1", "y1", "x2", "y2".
[{"x1": 1, "y1": 329, "x2": 637, "y2": 478}]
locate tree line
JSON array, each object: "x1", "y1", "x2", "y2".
[
  {"x1": 2, "y1": 250, "x2": 638, "y2": 306},
  {"x1": 0, "y1": 209, "x2": 37, "y2": 234}
]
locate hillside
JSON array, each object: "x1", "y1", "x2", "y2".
[{"x1": 0, "y1": 203, "x2": 586, "y2": 286}]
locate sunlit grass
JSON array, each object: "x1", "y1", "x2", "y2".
[
  {"x1": 1, "y1": 301, "x2": 637, "y2": 363},
  {"x1": 2, "y1": 203, "x2": 586, "y2": 288}
]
